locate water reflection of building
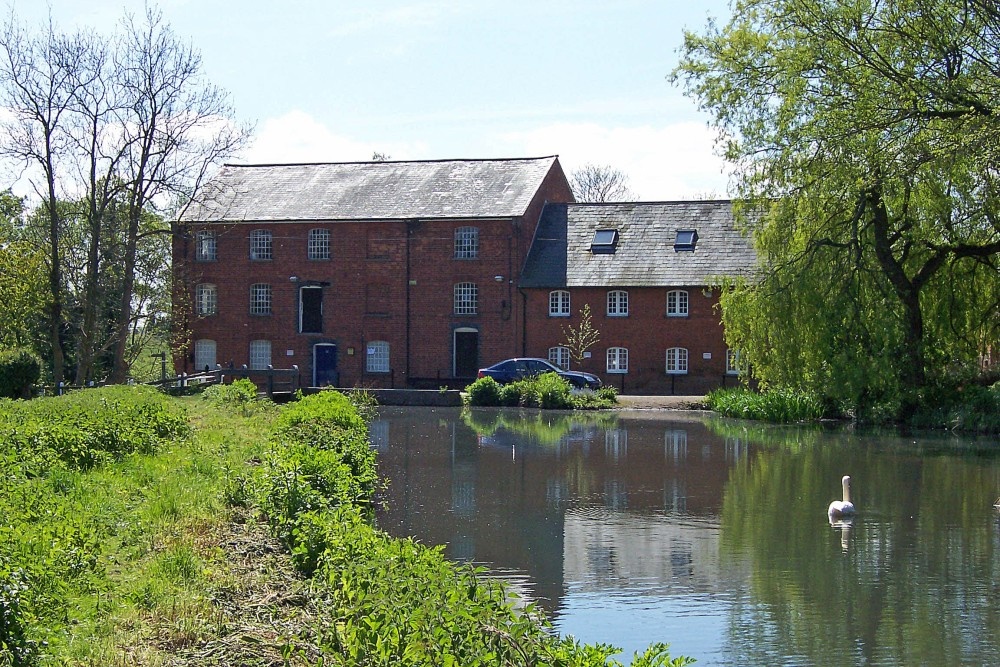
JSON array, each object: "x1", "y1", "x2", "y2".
[{"x1": 373, "y1": 408, "x2": 750, "y2": 613}]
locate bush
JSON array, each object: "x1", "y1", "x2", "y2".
[
  {"x1": 0, "y1": 348, "x2": 41, "y2": 399},
  {"x1": 203, "y1": 378, "x2": 258, "y2": 413},
  {"x1": 0, "y1": 385, "x2": 189, "y2": 471},
  {"x1": 466, "y1": 376, "x2": 501, "y2": 406}
]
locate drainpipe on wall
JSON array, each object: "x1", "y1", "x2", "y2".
[{"x1": 518, "y1": 287, "x2": 528, "y2": 357}]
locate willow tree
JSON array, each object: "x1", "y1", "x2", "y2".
[{"x1": 674, "y1": 0, "x2": 1000, "y2": 416}]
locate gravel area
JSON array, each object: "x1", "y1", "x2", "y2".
[{"x1": 615, "y1": 395, "x2": 709, "y2": 410}]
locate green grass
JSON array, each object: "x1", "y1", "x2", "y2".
[
  {"x1": 1, "y1": 386, "x2": 691, "y2": 667},
  {"x1": 705, "y1": 386, "x2": 826, "y2": 423}
]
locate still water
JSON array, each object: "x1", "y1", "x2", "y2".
[{"x1": 370, "y1": 406, "x2": 1000, "y2": 666}]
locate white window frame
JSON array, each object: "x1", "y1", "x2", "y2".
[
  {"x1": 727, "y1": 349, "x2": 743, "y2": 375},
  {"x1": 195, "y1": 283, "x2": 217, "y2": 316},
  {"x1": 454, "y1": 282, "x2": 478, "y2": 315},
  {"x1": 607, "y1": 347, "x2": 628, "y2": 373},
  {"x1": 366, "y1": 341, "x2": 390, "y2": 373},
  {"x1": 666, "y1": 347, "x2": 689, "y2": 375},
  {"x1": 195, "y1": 230, "x2": 217, "y2": 261},
  {"x1": 454, "y1": 226, "x2": 479, "y2": 259},
  {"x1": 607, "y1": 290, "x2": 629, "y2": 317},
  {"x1": 193, "y1": 339, "x2": 216, "y2": 371},
  {"x1": 250, "y1": 283, "x2": 272, "y2": 315},
  {"x1": 667, "y1": 289, "x2": 689, "y2": 317},
  {"x1": 308, "y1": 228, "x2": 330, "y2": 260},
  {"x1": 249, "y1": 229, "x2": 272, "y2": 260},
  {"x1": 548, "y1": 290, "x2": 570, "y2": 317},
  {"x1": 249, "y1": 340, "x2": 271, "y2": 370},
  {"x1": 548, "y1": 346, "x2": 570, "y2": 370}
]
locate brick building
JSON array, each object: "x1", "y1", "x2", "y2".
[
  {"x1": 172, "y1": 156, "x2": 574, "y2": 387},
  {"x1": 172, "y1": 157, "x2": 755, "y2": 393},
  {"x1": 519, "y1": 201, "x2": 756, "y2": 394}
]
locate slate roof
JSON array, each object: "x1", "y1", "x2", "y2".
[
  {"x1": 519, "y1": 201, "x2": 757, "y2": 288},
  {"x1": 180, "y1": 156, "x2": 562, "y2": 223}
]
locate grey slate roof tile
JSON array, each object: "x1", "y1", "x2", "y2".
[
  {"x1": 520, "y1": 201, "x2": 756, "y2": 288},
  {"x1": 182, "y1": 156, "x2": 560, "y2": 222}
]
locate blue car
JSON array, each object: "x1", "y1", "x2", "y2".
[{"x1": 477, "y1": 357, "x2": 602, "y2": 390}]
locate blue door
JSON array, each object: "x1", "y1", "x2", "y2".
[{"x1": 313, "y1": 343, "x2": 338, "y2": 386}]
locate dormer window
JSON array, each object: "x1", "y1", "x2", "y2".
[
  {"x1": 674, "y1": 229, "x2": 698, "y2": 251},
  {"x1": 591, "y1": 228, "x2": 619, "y2": 254}
]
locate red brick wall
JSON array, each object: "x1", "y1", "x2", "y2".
[
  {"x1": 172, "y1": 162, "x2": 576, "y2": 389},
  {"x1": 522, "y1": 286, "x2": 740, "y2": 394}
]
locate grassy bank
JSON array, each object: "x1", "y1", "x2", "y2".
[{"x1": 1, "y1": 385, "x2": 690, "y2": 666}]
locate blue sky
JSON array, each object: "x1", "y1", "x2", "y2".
[{"x1": 9, "y1": 1, "x2": 733, "y2": 200}]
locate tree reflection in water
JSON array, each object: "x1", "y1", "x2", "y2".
[{"x1": 373, "y1": 407, "x2": 1000, "y2": 666}]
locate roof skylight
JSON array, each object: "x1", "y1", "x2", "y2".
[
  {"x1": 591, "y1": 228, "x2": 619, "y2": 254},
  {"x1": 674, "y1": 229, "x2": 698, "y2": 251}
]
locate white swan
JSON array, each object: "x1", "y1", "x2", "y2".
[{"x1": 828, "y1": 475, "x2": 856, "y2": 518}]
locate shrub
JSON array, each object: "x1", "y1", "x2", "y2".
[
  {"x1": 203, "y1": 378, "x2": 258, "y2": 414},
  {"x1": 0, "y1": 385, "x2": 189, "y2": 471},
  {"x1": 706, "y1": 386, "x2": 825, "y2": 422},
  {"x1": 0, "y1": 348, "x2": 41, "y2": 399},
  {"x1": 466, "y1": 376, "x2": 501, "y2": 406}
]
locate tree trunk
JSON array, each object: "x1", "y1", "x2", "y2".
[{"x1": 868, "y1": 184, "x2": 926, "y2": 417}]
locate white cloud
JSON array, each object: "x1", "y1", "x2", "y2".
[
  {"x1": 243, "y1": 110, "x2": 425, "y2": 164},
  {"x1": 500, "y1": 121, "x2": 732, "y2": 201},
  {"x1": 241, "y1": 111, "x2": 731, "y2": 201}
]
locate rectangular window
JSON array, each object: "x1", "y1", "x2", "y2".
[
  {"x1": 195, "y1": 230, "x2": 217, "y2": 261},
  {"x1": 607, "y1": 347, "x2": 628, "y2": 373},
  {"x1": 727, "y1": 349, "x2": 743, "y2": 375},
  {"x1": 667, "y1": 290, "x2": 689, "y2": 317},
  {"x1": 454, "y1": 226, "x2": 479, "y2": 259},
  {"x1": 548, "y1": 346, "x2": 570, "y2": 370},
  {"x1": 308, "y1": 228, "x2": 330, "y2": 260},
  {"x1": 549, "y1": 290, "x2": 570, "y2": 317},
  {"x1": 250, "y1": 283, "x2": 272, "y2": 315},
  {"x1": 366, "y1": 341, "x2": 390, "y2": 373},
  {"x1": 195, "y1": 283, "x2": 217, "y2": 316},
  {"x1": 666, "y1": 347, "x2": 689, "y2": 374},
  {"x1": 607, "y1": 290, "x2": 628, "y2": 317},
  {"x1": 250, "y1": 230, "x2": 272, "y2": 260},
  {"x1": 194, "y1": 339, "x2": 216, "y2": 371},
  {"x1": 454, "y1": 282, "x2": 478, "y2": 315},
  {"x1": 591, "y1": 228, "x2": 619, "y2": 254},
  {"x1": 249, "y1": 340, "x2": 271, "y2": 370}
]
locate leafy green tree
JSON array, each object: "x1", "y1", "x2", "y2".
[
  {"x1": 0, "y1": 192, "x2": 46, "y2": 352},
  {"x1": 674, "y1": 0, "x2": 1000, "y2": 417}
]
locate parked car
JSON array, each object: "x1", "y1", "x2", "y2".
[{"x1": 477, "y1": 358, "x2": 602, "y2": 390}]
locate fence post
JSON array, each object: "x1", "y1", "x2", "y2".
[
  {"x1": 267, "y1": 365, "x2": 274, "y2": 398},
  {"x1": 58, "y1": 381, "x2": 64, "y2": 396}
]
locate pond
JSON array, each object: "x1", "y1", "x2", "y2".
[{"x1": 370, "y1": 406, "x2": 1000, "y2": 666}]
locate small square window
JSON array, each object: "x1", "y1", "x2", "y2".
[
  {"x1": 591, "y1": 228, "x2": 619, "y2": 253},
  {"x1": 366, "y1": 341, "x2": 390, "y2": 373},
  {"x1": 195, "y1": 230, "x2": 217, "y2": 261},
  {"x1": 249, "y1": 340, "x2": 271, "y2": 370},
  {"x1": 667, "y1": 290, "x2": 689, "y2": 317},
  {"x1": 308, "y1": 228, "x2": 330, "y2": 260},
  {"x1": 250, "y1": 230, "x2": 273, "y2": 260},
  {"x1": 549, "y1": 290, "x2": 570, "y2": 317},
  {"x1": 455, "y1": 227, "x2": 479, "y2": 259},
  {"x1": 607, "y1": 347, "x2": 628, "y2": 373},
  {"x1": 250, "y1": 283, "x2": 272, "y2": 315},
  {"x1": 195, "y1": 283, "x2": 217, "y2": 316},
  {"x1": 548, "y1": 346, "x2": 570, "y2": 370},
  {"x1": 607, "y1": 290, "x2": 629, "y2": 317},
  {"x1": 666, "y1": 347, "x2": 689, "y2": 374},
  {"x1": 674, "y1": 229, "x2": 698, "y2": 251},
  {"x1": 454, "y1": 282, "x2": 478, "y2": 315}
]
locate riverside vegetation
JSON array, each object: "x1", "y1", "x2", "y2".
[{"x1": 1, "y1": 381, "x2": 690, "y2": 666}]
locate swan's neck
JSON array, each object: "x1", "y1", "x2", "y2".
[{"x1": 842, "y1": 478, "x2": 852, "y2": 504}]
